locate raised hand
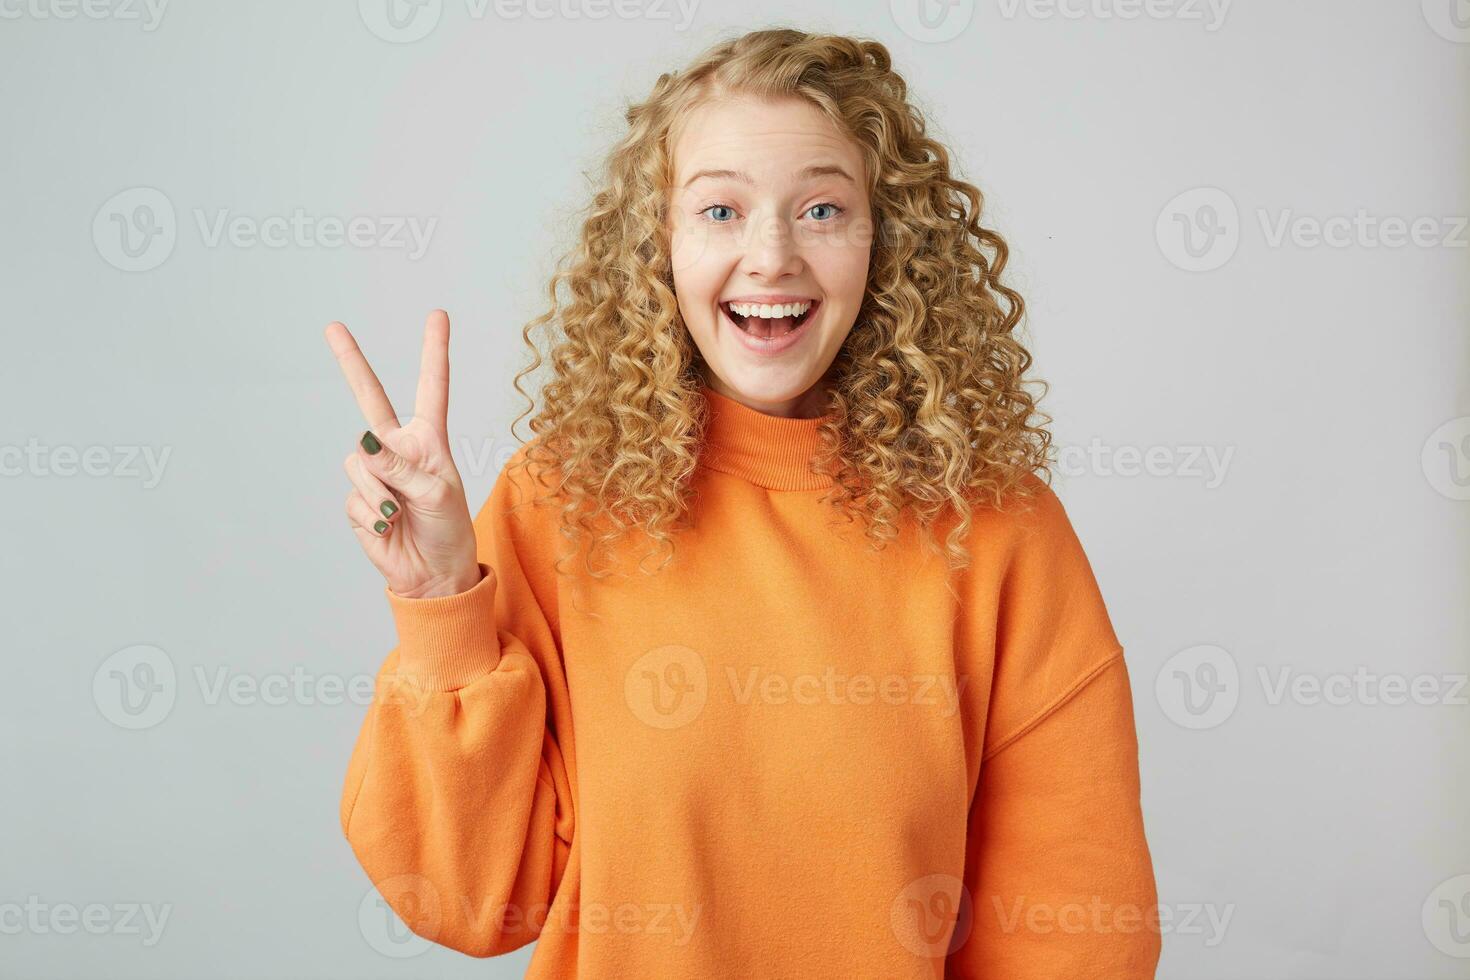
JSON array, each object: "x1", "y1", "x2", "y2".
[{"x1": 325, "y1": 310, "x2": 483, "y2": 599}]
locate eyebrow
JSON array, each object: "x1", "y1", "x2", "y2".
[{"x1": 681, "y1": 164, "x2": 857, "y2": 189}]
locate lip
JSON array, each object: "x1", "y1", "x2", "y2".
[
  {"x1": 720, "y1": 294, "x2": 819, "y2": 305},
  {"x1": 719, "y1": 299, "x2": 821, "y2": 357}
]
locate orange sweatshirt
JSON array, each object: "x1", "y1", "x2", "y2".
[{"x1": 339, "y1": 384, "x2": 1161, "y2": 979}]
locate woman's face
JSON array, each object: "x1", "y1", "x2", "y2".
[{"x1": 667, "y1": 95, "x2": 873, "y2": 418}]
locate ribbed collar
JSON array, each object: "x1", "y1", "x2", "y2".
[{"x1": 698, "y1": 384, "x2": 836, "y2": 491}]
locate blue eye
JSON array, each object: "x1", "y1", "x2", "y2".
[{"x1": 697, "y1": 202, "x2": 846, "y2": 224}]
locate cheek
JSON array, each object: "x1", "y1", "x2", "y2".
[
  {"x1": 813, "y1": 245, "x2": 871, "y2": 305},
  {"x1": 668, "y1": 207, "x2": 729, "y2": 282},
  {"x1": 673, "y1": 245, "x2": 738, "y2": 318},
  {"x1": 669, "y1": 234, "x2": 722, "y2": 304}
]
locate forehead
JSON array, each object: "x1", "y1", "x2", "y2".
[{"x1": 670, "y1": 96, "x2": 863, "y2": 185}]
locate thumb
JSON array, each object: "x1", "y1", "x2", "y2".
[{"x1": 357, "y1": 429, "x2": 442, "y2": 502}]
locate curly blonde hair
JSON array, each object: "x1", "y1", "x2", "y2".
[{"x1": 508, "y1": 26, "x2": 1055, "y2": 580}]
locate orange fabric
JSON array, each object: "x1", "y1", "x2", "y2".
[{"x1": 340, "y1": 384, "x2": 1161, "y2": 978}]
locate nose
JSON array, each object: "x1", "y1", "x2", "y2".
[{"x1": 738, "y1": 212, "x2": 804, "y2": 281}]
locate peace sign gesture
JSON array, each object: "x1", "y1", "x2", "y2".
[{"x1": 325, "y1": 310, "x2": 482, "y2": 599}]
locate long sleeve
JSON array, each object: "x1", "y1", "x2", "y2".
[
  {"x1": 948, "y1": 482, "x2": 1161, "y2": 978},
  {"x1": 338, "y1": 452, "x2": 575, "y2": 958}
]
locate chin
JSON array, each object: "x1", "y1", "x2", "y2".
[{"x1": 707, "y1": 366, "x2": 822, "y2": 407}]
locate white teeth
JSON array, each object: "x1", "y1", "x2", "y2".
[{"x1": 726, "y1": 300, "x2": 812, "y2": 319}]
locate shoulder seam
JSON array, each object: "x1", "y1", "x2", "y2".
[{"x1": 981, "y1": 646, "x2": 1126, "y2": 763}]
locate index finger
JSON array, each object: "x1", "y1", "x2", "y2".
[
  {"x1": 324, "y1": 321, "x2": 401, "y2": 432},
  {"x1": 413, "y1": 309, "x2": 450, "y2": 431}
]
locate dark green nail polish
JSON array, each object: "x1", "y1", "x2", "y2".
[
  {"x1": 380, "y1": 500, "x2": 397, "y2": 518},
  {"x1": 373, "y1": 520, "x2": 389, "y2": 534},
  {"x1": 360, "y1": 430, "x2": 382, "y2": 454}
]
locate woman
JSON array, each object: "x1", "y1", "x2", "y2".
[{"x1": 328, "y1": 27, "x2": 1160, "y2": 979}]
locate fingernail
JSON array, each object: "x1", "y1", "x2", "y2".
[
  {"x1": 380, "y1": 500, "x2": 398, "y2": 518},
  {"x1": 373, "y1": 520, "x2": 389, "y2": 534},
  {"x1": 361, "y1": 430, "x2": 382, "y2": 454}
]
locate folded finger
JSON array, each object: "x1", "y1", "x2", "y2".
[
  {"x1": 343, "y1": 452, "x2": 401, "y2": 525},
  {"x1": 345, "y1": 489, "x2": 392, "y2": 537}
]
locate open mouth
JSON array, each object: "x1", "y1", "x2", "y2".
[{"x1": 720, "y1": 299, "x2": 820, "y2": 340}]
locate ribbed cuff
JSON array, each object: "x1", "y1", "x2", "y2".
[{"x1": 383, "y1": 563, "x2": 500, "y2": 692}]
